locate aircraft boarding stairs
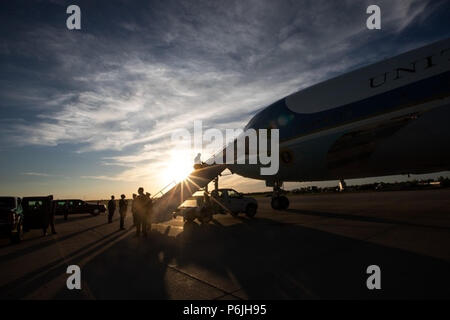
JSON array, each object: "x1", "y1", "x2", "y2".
[{"x1": 151, "y1": 164, "x2": 227, "y2": 223}]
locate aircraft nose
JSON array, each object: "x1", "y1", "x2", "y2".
[{"x1": 245, "y1": 99, "x2": 296, "y2": 133}]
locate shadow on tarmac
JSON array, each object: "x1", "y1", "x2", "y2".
[
  {"x1": 2, "y1": 217, "x2": 450, "y2": 299},
  {"x1": 286, "y1": 208, "x2": 450, "y2": 231},
  {"x1": 0, "y1": 220, "x2": 114, "y2": 263}
]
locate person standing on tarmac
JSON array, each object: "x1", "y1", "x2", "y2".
[
  {"x1": 107, "y1": 195, "x2": 116, "y2": 223},
  {"x1": 43, "y1": 198, "x2": 57, "y2": 236},
  {"x1": 131, "y1": 193, "x2": 137, "y2": 226},
  {"x1": 134, "y1": 188, "x2": 149, "y2": 237},
  {"x1": 46, "y1": 207, "x2": 57, "y2": 235},
  {"x1": 119, "y1": 194, "x2": 128, "y2": 230},
  {"x1": 145, "y1": 192, "x2": 153, "y2": 233}
]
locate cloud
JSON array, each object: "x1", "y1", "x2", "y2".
[
  {"x1": 21, "y1": 172, "x2": 52, "y2": 177},
  {"x1": 1, "y1": 0, "x2": 446, "y2": 192}
]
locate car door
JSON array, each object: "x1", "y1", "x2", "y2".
[
  {"x1": 55, "y1": 201, "x2": 67, "y2": 215},
  {"x1": 74, "y1": 200, "x2": 86, "y2": 213},
  {"x1": 215, "y1": 190, "x2": 233, "y2": 213},
  {"x1": 226, "y1": 189, "x2": 244, "y2": 213},
  {"x1": 68, "y1": 201, "x2": 78, "y2": 214}
]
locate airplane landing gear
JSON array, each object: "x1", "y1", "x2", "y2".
[
  {"x1": 339, "y1": 178, "x2": 347, "y2": 192},
  {"x1": 271, "y1": 195, "x2": 289, "y2": 210},
  {"x1": 270, "y1": 181, "x2": 289, "y2": 210}
]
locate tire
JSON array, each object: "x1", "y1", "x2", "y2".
[
  {"x1": 64, "y1": 213, "x2": 68, "y2": 220},
  {"x1": 279, "y1": 196, "x2": 290, "y2": 210},
  {"x1": 245, "y1": 204, "x2": 257, "y2": 218},
  {"x1": 199, "y1": 208, "x2": 213, "y2": 224},
  {"x1": 185, "y1": 209, "x2": 196, "y2": 222},
  {"x1": 271, "y1": 197, "x2": 281, "y2": 210},
  {"x1": 271, "y1": 196, "x2": 289, "y2": 210},
  {"x1": 10, "y1": 222, "x2": 23, "y2": 244},
  {"x1": 92, "y1": 209, "x2": 100, "y2": 216}
]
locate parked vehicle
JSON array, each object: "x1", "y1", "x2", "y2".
[
  {"x1": 22, "y1": 195, "x2": 54, "y2": 233},
  {"x1": 173, "y1": 189, "x2": 258, "y2": 223},
  {"x1": 210, "y1": 189, "x2": 258, "y2": 217},
  {"x1": 0, "y1": 197, "x2": 24, "y2": 243},
  {"x1": 53, "y1": 199, "x2": 106, "y2": 220},
  {"x1": 173, "y1": 192, "x2": 214, "y2": 224}
]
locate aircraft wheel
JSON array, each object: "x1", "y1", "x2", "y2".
[
  {"x1": 271, "y1": 197, "x2": 281, "y2": 210},
  {"x1": 271, "y1": 196, "x2": 289, "y2": 210},
  {"x1": 279, "y1": 196, "x2": 290, "y2": 210}
]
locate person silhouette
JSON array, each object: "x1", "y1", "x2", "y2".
[
  {"x1": 134, "y1": 187, "x2": 150, "y2": 237},
  {"x1": 119, "y1": 194, "x2": 128, "y2": 230},
  {"x1": 107, "y1": 195, "x2": 116, "y2": 223},
  {"x1": 194, "y1": 153, "x2": 203, "y2": 170},
  {"x1": 194, "y1": 153, "x2": 202, "y2": 164}
]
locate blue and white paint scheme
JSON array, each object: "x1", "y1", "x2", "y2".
[{"x1": 227, "y1": 38, "x2": 450, "y2": 189}]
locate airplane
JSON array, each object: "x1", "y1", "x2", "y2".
[
  {"x1": 223, "y1": 37, "x2": 450, "y2": 210},
  {"x1": 152, "y1": 37, "x2": 450, "y2": 221}
]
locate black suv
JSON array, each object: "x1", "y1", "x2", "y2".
[
  {"x1": 54, "y1": 199, "x2": 106, "y2": 220},
  {"x1": 0, "y1": 197, "x2": 24, "y2": 243},
  {"x1": 22, "y1": 195, "x2": 54, "y2": 233}
]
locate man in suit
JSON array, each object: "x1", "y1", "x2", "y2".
[
  {"x1": 119, "y1": 194, "x2": 128, "y2": 230},
  {"x1": 107, "y1": 195, "x2": 116, "y2": 223}
]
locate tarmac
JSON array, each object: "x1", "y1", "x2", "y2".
[{"x1": 0, "y1": 189, "x2": 449, "y2": 299}]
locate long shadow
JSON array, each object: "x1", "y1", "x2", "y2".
[
  {"x1": 171, "y1": 218, "x2": 450, "y2": 299},
  {"x1": 286, "y1": 208, "x2": 450, "y2": 231},
  {"x1": 54, "y1": 214, "x2": 98, "y2": 224},
  {"x1": 48, "y1": 219, "x2": 450, "y2": 298},
  {"x1": 0, "y1": 221, "x2": 112, "y2": 263},
  {"x1": 0, "y1": 228, "x2": 126, "y2": 299},
  {"x1": 3, "y1": 217, "x2": 450, "y2": 299},
  {"x1": 57, "y1": 227, "x2": 172, "y2": 299}
]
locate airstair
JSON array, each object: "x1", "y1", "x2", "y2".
[{"x1": 151, "y1": 164, "x2": 227, "y2": 222}]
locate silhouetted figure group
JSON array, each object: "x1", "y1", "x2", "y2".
[
  {"x1": 107, "y1": 187, "x2": 153, "y2": 235},
  {"x1": 133, "y1": 187, "x2": 153, "y2": 237}
]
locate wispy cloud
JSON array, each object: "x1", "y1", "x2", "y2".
[
  {"x1": 21, "y1": 172, "x2": 52, "y2": 177},
  {"x1": 1, "y1": 0, "x2": 447, "y2": 194}
]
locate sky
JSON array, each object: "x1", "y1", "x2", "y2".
[{"x1": 1, "y1": 0, "x2": 450, "y2": 199}]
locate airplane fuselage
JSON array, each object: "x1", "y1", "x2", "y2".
[{"x1": 229, "y1": 38, "x2": 450, "y2": 183}]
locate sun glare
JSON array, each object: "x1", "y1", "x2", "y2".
[{"x1": 161, "y1": 149, "x2": 194, "y2": 184}]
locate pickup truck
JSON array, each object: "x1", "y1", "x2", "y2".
[
  {"x1": 173, "y1": 189, "x2": 258, "y2": 224},
  {"x1": 210, "y1": 189, "x2": 258, "y2": 217}
]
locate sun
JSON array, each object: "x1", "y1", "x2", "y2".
[{"x1": 161, "y1": 149, "x2": 194, "y2": 184}]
